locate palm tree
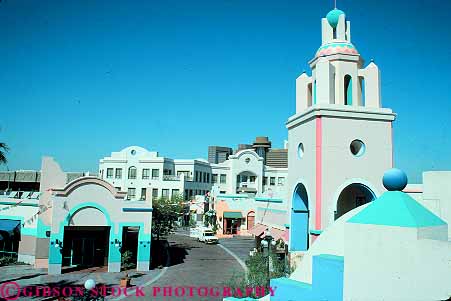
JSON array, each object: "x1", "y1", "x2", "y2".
[{"x1": 0, "y1": 142, "x2": 9, "y2": 165}]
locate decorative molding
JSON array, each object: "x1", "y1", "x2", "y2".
[{"x1": 52, "y1": 176, "x2": 127, "y2": 199}]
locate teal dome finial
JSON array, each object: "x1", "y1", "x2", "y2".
[{"x1": 326, "y1": 8, "x2": 345, "y2": 29}]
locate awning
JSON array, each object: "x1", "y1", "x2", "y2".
[
  {"x1": 248, "y1": 223, "x2": 290, "y2": 243},
  {"x1": 223, "y1": 211, "x2": 243, "y2": 219},
  {"x1": 248, "y1": 223, "x2": 267, "y2": 236},
  {"x1": 0, "y1": 219, "x2": 21, "y2": 240}
]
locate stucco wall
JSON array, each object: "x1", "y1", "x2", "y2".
[{"x1": 344, "y1": 223, "x2": 451, "y2": 301}]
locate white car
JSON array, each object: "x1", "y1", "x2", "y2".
[{"x1": 199, "y1": 229, "x2": 219, "y2": 244}]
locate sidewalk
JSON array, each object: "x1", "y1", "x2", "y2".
[{"x1": 0, "y1": 241, "x2": 171, "y2": 301}]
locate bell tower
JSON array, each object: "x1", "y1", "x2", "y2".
[{"x1": 287, "y1": 8, "x2": 396, "y2": 252}]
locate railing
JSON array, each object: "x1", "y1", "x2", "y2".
[
  {"x1": 237, "y1": 182, "x2": 257, "y2": 189},
  {"x1": 163, "y1": 175, "x2": 181, "y2": 181}
]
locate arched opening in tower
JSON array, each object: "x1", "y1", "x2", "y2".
[
  {"x1": 359, "y1": 76, "x2": 365, "y2": 106},
  {"x1": 290, "y1": 183, "x2": 309, "y2": 251},
  {"x1": 335, "y1": 183, "x2": 376, "y2": 220},
  {"x1": 344, "y1": 74, "x2": 352, "y2": 105}
]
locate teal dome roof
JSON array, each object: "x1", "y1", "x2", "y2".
[
  {"x1": 326, "y1": 9, "x2": 345, "y2": 28},
  {"x1": 348, "y1": 168, "x2": 447, "y2": 228}
]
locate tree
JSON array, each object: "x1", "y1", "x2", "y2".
[
  {"x1": 224, "y1": 249, "x2": 287, "y2": 299},
  {"x1": 152, "y1": 194, "x2": 184, "y2": 240},
  {"x1": 0, "y1": 142, "x2": 9, "y2": 165}
]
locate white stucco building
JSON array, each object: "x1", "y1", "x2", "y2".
[
  {"x1": 210, "y1": 137, "x2": 289, "y2": 237},
  {"x1": 99, "y1": 146, "x2": 213, "y2": 201}
]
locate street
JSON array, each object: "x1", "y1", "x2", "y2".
[{"x1": 125, "y1": 233, "x2": 255, "y2": 301}]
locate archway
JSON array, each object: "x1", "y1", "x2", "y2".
[
  {"x1": 335, "y1": 183, "x2": 376, "y2": 220},
  {"x1": 247, "y1": 211, "x2": 255, "y2": 230},
  {"x1": 290, "y1": 183, "x2": 309, "y2": 251},
  {"x1": 61, "y1": 206, "x2": 111, "y2": 270}
]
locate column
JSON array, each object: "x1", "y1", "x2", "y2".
[
  {"x1": 136, "y1": 228, "x2": 151, "y2": 271},
  {"x1": 48, "y1": 232, "x2": 63, "y2": 275},
  {"x1": 108, "y1": 227, "x2": 122, "y2": 272}
]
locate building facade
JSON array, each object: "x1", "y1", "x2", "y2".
[
  {"x1": 0, "y1": 157, "x2": 153, "y2": 275},
  {"x1": 99, "y1": 146, "x2": 213, "y2": 201},
  {"x1": 209, "y1": 137, "x2": 290, "y2": 237},
  {"x1": 287, "y1": 8, "x2": 395, "y2": 252}
]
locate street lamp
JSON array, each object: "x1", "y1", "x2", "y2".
[{"x1": 261, "y1": 229, "x2": 276, "y2": 285}]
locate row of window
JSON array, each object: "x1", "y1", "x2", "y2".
[
  {"x1": 237, "y1": 175, "x2": 257, "y2": 183},
  {"x1": 184, "y1": 189, "x2": 210, "y2": 200},
  {"x1": 212, "y1": 174, "x2": 227, "y2": 184},
  {"x1": 121, "y1": 187, "x2": 181, "y2": 201},
  {"x1": 210, "y1": 174, "x2": 285, "y2": 185},
  {"x1": 106, "y1": 167, "x2": 160, "y2": 180},
  {"x1": 105, "y1": 167, "x2": 213, "y2": 183},
  {"x1": 263, "y1": 176, "x2": 285, "y2": 186},
  {"x1": 194, "y1": 171, "x2": 210, "y2": 183}
]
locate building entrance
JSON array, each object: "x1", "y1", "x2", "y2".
[{"x1": 62, "y1": 226, "x2": 110, "y2": 268}]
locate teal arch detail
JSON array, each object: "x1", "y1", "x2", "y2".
[
  {"x1": 344, "y1": 75, "x2": 352, "y2": 105},
  {"x1": 64, "y1": 202, "x2": 113, "y2": 227},
  {"x1": 290, "y1": 183, "x2": 309, "y2": 251},
  {"x1": 49, "y1": 202, "x2": 118, "y2": 266}
]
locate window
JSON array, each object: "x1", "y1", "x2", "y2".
[
  {"x1": 278, "y1": 177, "x2": 285, "y2": 186},
  {"x1": 195, "y1": 171, "x2": 199, "y2": 182},
  {"x1": 127, "y1": 188, "x2": 136, "y2": 200},
  {"x1": 212, "y1": 174, "x2": 218, "y2": 183},
  {"x1": 220, "y1": 174, "x2": 226, "y2": 184},
  {"x1": 207, "y1": 173, "x2": 210, "y2": 183},
  {"x1": 344, "y1": 74, "x2": 352, "y2": 105},
  {"x1": 298, "y1": 143, "x2": 305, "y2": 159},
  {"x1": 141, "y1": 188, "x2": 147, "y2": 200},
  {"x1": 350, "y1": 139, "x2": 365, "y2": 157},
  {"x1": 172, "y1": 189, "x2": 180, "y2": 197},
  {"x1": 250, "y1": 176, "x2": 256, "y2": 183},
  {"x1": 203, "y1": 172, "x2": 206, "y2": 183},
  {"x1": 152, "y1": 188, "x2": 158, "y2": 200},
  {"x1": 115, "y1": 168, "x2": 122, "y2": 179},
  {"x1": 106, "y1": 168, "x2": 113, "y2": 178},
  {"x1": 263, "y1": 177, "x2": 268, "y2": 186},
  {"x1": 163, "y1": 169, "x2": 172, "y2": 175},
  {"x1": 115, "y1": 187, "x2": 121, "y2": 191},
  {"x1": 128, "y1": 167, "x2": 137, "y2": 179},
  {"x1": 142, "y1": 169, "x2": 150, "y2": 180},
  {"x1": 162, "y1": 189, "x2": 169, "y2": 199},
  {"x1": 152, "y1": 169, "x2": 159, "y2": 180},
  {"x1": 270, "y1": 177, "x2": 276, "y2": 186},
  {"x1": 177, "y1": 171, "x2": 190, "y2": 178}
]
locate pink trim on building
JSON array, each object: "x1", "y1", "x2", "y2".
[{"x1": 315, "y1": 117, "x2": 323, "y2": 230}]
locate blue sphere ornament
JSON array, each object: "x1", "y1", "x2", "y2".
[
  {"x1": 326, "y1": 9, "x2": 345, "y2": 28},
  {"x1": 383, "y1": 168, "x2": 408, "y2": 191}
]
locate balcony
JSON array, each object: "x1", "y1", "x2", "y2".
[
  {"x1": 163, "y1": 175, "x2": 181, "y2": 181},
  {"x1": 236, "y1": 182, "x2": 257, "y2": 193}
]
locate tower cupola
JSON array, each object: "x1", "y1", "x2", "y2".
[{"x1": 295, "y1": 8, "x2": 382, "y2": 112}]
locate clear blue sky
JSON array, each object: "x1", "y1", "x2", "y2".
[{"x1": 1, "y1": 0, "x2": 450, "y2": 183}]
